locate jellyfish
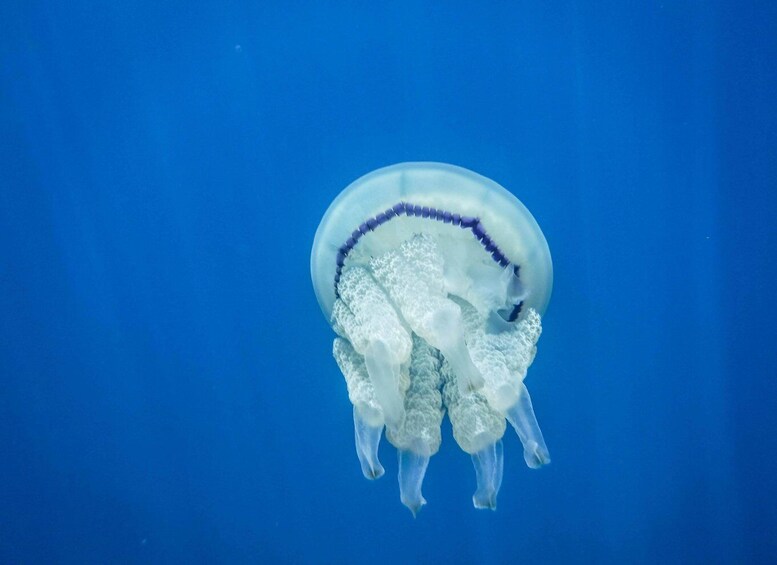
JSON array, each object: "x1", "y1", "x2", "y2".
[{"x1": 310, "y1": 162, "x2": 553, "y2": 515}]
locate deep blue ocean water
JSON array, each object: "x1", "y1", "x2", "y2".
[{"x1": 2, "y1": 1, "x2": 776, "y2": 563}]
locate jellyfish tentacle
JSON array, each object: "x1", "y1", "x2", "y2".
[
  {"x1": 505, "y1": 383, "x2": 550, "y2": 469},
  {"x1": 471, "y1": 439, "x2": 504, "y2": 510},
  {"x1": 398, "y1": 449, "x2": 430, "y2": 517},
  {"x1": 316, "y1": 163, "x2": 555, "y2": 512},
  {"x1": 332, "y1": 266, "x2": 412, "y2": 431},
  {"x1": 452, "y1": 297, "x2": 535, "y2": 411},
  {"x1": 333, "y1": 338, "x2": 387, "y2": 479},
  {"x1": 364, "y1": 339, "x2": 405, "y2": 429},
  {"x1": 332, "y1": 265, "x2": 412, "y2": 367},
  {"x1": 370, "y1": 234, "x2": 485, "y2": 393},
  {"x1": 440, "y1": 356, "x2": 507, "y2": 509},
  {"x1": 440, "y1": 357, "x2": 506, "y2": 457},
  {"x1": 385, "y1": 335, "x2": 443, "y2": 515},
  {"x1": 353, "y1": 406, "x2": 385, "y2": 480},
  {"x1": 449, "y1": 297, "x2": 550, "y2": 467},
  {"x1": 427, "y1": 307, "x2": 485, "y2": 394}
]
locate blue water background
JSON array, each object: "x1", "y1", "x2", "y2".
[{"x1": 2, "y1": 1, "x2": 776, "y2": 563}]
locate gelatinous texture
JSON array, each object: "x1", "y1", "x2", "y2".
[
  {"x1": 386, "y1": 335, "x2": 444, "y2": 457},
  {"x1": 398, "y1": 450, "x2": 430, "y2": 517},
  {"x1": 329, "y1": 234, "x2": 548, "y2": 515},
  {"x1": 440, "y1": 356, "x2": 507, "y2": 454},
  {"x1": 311, "y1": 163, "x2": 553, "y2": 319},
  {"x1": 370, "y1": 236, "x2": 484, "y2": 393},
  {"x1": 506, "y1": 383, "x2": 551, "y2": 469},
  {"x1": 313, "y1": 163, "x2": 553, "y2": 515},
  {"x1": 332, "y1": 266, "x2": 411, "y2": 428},
  {"x1": 471, "y1": 440, "x2": 504, "y2": 510},
  {"x1": 455, "y1": 296, "x2": 542, "y2": 413}
]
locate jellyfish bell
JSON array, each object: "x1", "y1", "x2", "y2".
[
  {"x1": 311, "y1": 162, "x2": 553, "y2": 514},
  {"x1": 311, "y1": 163, "x2": 552, "y2": 320}
]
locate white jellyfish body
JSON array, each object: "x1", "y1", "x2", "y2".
[{"x1": 311, "y1": 162, "x2": 553, "y2": 515}]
